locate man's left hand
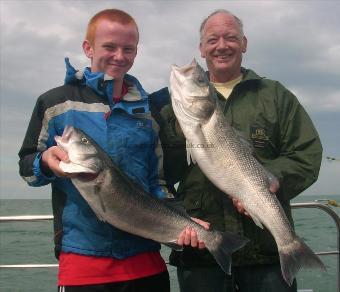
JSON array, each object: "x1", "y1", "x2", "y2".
[{"x1": 176, "y1": 217, "x2": 210, "y2": 249}]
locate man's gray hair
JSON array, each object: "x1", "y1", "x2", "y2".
[{"x1": 199, "y1": 9, "x2": 244, "y2": 40}]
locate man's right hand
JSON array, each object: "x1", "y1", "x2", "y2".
[
  {"x1": 41, "y1": 146, "x2": 71, "y2": 177},
  {"x1": 230, "y1": 179, "x2": 280, "y2": 217}
]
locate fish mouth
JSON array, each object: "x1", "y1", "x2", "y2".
[
  {"x1": 55, "y1": 137, "x2": 66, "y2": 152},
  {"x1": 171, "y1": 59, "x2": 198, "y2": 75},
  {"x1": 55, "y1": 126, "x2": 102, "y2": 175},
  {"x1": 170, "y1": 60, "x2": 199, "y2": 119}
]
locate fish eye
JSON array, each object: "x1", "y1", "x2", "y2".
[
  {"x1": 196, "y1": 75, "x2": 207, "y2": 86},
  {"x1": 198, "y1": 76, "x2": 205, "y2": 83},
  {"x1": 196, "y1": 70, "x2": 207, "y2": 85},
  {"x1": 81, "y1": 137, "x2": 89, "y2": 144}
]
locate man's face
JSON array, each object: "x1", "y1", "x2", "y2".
[
  {"x1": 83, "y1": 19, "x2": 138, "y2": 80},
  {"x1": 200, "y1": 13, "x2": 247, "y2": 82}
]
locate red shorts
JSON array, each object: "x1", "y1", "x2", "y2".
[{"x1": 58, "y1": 251, "x2": 167, "y2": 286}]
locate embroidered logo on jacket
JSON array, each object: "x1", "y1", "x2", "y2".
[{"x1": 250, "y1": 126, "x2": 269, "y2": 148}]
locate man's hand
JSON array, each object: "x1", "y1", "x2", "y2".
[
  {"x1": 230, "y1": 179, "x2": 280, "y2": 216},
  {"x1": 176, "y1": 218, "x2": 210, "y2": 249},
  {"x1": 268, "y1": 178, "x2": 280, "y2": 194},
  {"x1": 230, "y1": 197, "x2": 249, "y2": 216},
  {"x1": 41, "y1": 146, "x2": 73, "y2": 177}
]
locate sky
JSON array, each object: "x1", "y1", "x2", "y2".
[{"x1": 0, "y1": 0, "x2": 339, "y2": 199}]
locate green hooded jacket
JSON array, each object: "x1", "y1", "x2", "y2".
[{"x1": 156, "y1": 67, "x2": 322, "y2": 267}]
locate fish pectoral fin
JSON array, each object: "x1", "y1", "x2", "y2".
[
  {"x1": 89, "y1": 193, "x2": 107, "y2": 222},
  {"x1": 93, "y1": 177, "x2": 107, "y2": 214},
  {"x1": 186, "y1": 140, "x2": 196, "y2": 165},
  {"x1": 247, "y1": 211, "x2": 264, "y2": 229},
  {"x1": 163, "y1": 241, "x2": 183, "y2": 251}
]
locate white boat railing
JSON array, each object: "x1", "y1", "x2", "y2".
[
  {"x1": 0, "y1": 215, "x2": 54, "y2": 222},
  {"x1": 0, "y1": 200, "x2": 339, "y2": 291},
  {"x1": 0, "y1": 214, "x2": 57, "y2": 269}
]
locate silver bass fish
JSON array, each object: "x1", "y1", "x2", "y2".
[
  {"x1": 169, "y1": 59, "x2": 325, "y2": 286},
  {"x1": 55, "y1": 126, "x2": 249, "y2": 274}
]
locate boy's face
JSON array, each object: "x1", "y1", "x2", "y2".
[{"x1": 83, "y1": 19, "x2": 138, "y2": 81}]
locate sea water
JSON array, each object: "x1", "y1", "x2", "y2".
[{"x1": 0, "y1": 195, "x2": 339, "y2": 292}]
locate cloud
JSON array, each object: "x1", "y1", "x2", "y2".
[{"x1": 1, "y1": 0, "x2": 339, "y2": 198}]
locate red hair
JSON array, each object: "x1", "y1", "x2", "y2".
[{"x1": 85, "y1": 9, "x2": 139, "y2": 45}]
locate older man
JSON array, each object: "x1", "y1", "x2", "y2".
[{"x1": 153, "y1": 9, "x2": 322, "y2": 292}]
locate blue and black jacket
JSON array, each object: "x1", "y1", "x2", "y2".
[{"x1": 18, "y1": 59, "x2": 170, "y2": 259}]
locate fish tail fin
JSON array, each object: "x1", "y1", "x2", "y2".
[
  {"x1": 279, "y1": 236, "x2": 326, "y2": 286},
  {"x1": 205, "y1": 230, "x2": 249, "y2": 275}
]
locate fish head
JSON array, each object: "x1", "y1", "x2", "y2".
[
  {"x1": 55, "y1": 126, "x2": 104, "y2": 174},
  {"x1": 170, "y1": 59, "x2": 216, "y2": 124}
]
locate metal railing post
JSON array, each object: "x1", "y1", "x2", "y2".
[{"x1": 291, "y1": 201, "x2": 340, "y2": 292}]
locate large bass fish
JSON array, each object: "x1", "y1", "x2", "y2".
[
  {"x1": 55, "y1": 126, "x2": 248, "y2": 274},
  {"x1": 169, "y1": 59, "x2": 325, "y2": 286}
]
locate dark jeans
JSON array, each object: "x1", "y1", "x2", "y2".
[
  {"x1": 177, "y1": 264, "x2": 297, "y2": 292},
  {"x1": 58, "y1": 271, "x2": 170, "y2": 292}
]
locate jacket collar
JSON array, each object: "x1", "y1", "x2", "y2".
[
  {"x1": 240, "y1": 67, "x2": 263, "y2": 82},
  {"x1": 64, "y1": 58, "x2": 148, "y2": 109},
  {"x1": 206, "y1": 67, "x2": 263, "y2": 83}
]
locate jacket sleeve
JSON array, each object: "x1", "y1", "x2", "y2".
[
  {"x1": 147, "y1": 90, "x2": 176, "y2": 198},
  {"x1": 147, "y1": 132, "x2": 173, "y2": 198},
  {"x1": 18, "y1": 95, "x2": 57, "y2": 187},
  {"x1": 150, "y1": 88, "x2": 188, "y2": 186},
  {"x1": 261, "y1": 82, "x2": 323, "y2": 202}
]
